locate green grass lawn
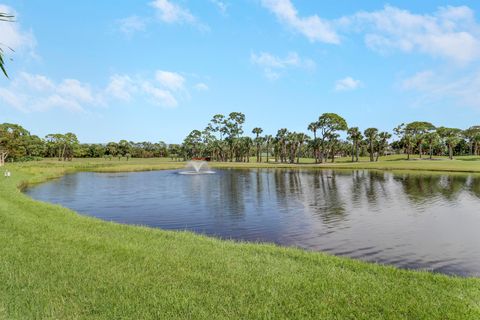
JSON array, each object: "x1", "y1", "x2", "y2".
[{"x1": 0, "y1": 157, "x2": 479, "y2": 319}]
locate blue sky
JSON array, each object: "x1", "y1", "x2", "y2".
[{"x1": 1, "y1": 0, "x2": 480, "y2": 143}]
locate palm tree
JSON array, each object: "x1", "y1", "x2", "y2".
[
  {"x1": 296, "y1": 133, "x2": 309, "y2": 164},
  {"x1": 364, "y1": 128, "x2": 379, "y2": 162},
  {"x1": 405, "y1": 121, "x2": 435, "y2": 158},
  {"x1": 463, "y1": 126, "x2": 480, "y2": 155},
  {"x1": 437, "y1": 127, "x2": 462, "y2": 160},
  {"x1": 328, "y1": 133, "x2": 340, "y2": 163},
  {"x1": 276, "y1": 128, "x2": 288, "y2": 163},
  {"x1": 394, "y1": 124, "x2": 413, "y2": 160},
  {"x1": 308, "y1": 122, "x2": 319, "y2": 163},
  {"x1": 347, "y1": 127, "x2": 362, "y2": 162},
  {"x1": 264, "y1": 134, "x2": 273, "y2": 163},
  {"x1": 424, "y1": 131, "x2": 440, "y2": 160},
  {"x1": 376, "y1": 132, "x2": 391, "y2": 161},
  {"x1": 252, "y1": 127, "x2": 263, "y2": 162},
  {"x1": 0, "y1": 12, "x2": 14, "y2": 78}
]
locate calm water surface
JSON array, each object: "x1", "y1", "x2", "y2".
[{"x1": 25, "y1": 169, "x2": 480, "y2": 276}]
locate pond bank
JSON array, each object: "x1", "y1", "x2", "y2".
[{"x1": 1, "y1": 158, "x2": 479, "y2": 319}]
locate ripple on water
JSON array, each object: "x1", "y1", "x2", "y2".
[{"x1": 24, "y1": 169, "x2": 480, "y2": 277}]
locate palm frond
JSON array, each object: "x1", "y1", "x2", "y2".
[{"x1": 0, "y1": 12, "x2": 14, "y2": 78}]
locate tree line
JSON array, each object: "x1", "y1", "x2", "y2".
[
  {"x1": 182, "y1": 112, "x2": 480, "y2": 163},
  {"x1": 1, "y1": 113, "x2": 480, "y2": 165},
  {"x1": 0, "y1": 123, "x2": 172, "y2": 164}
]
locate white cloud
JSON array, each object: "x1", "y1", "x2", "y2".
[
  {"x1": 261, "y1": 0, "x2": 340, "y2": 44},
  {"x1": 142, "y1": 82, "x2": 178, "y2": 107},
  {"x1": 105, "y1": 74, "x2": 137, "y2": 101},
  {"x1": 150, "y1": 0, "x2": 197, "y2": 25},
  {"x1": 251, "y1": 51, "x2": 315, "y2": 79},
  {"x1": 155, "y1": 70, "x2": 185, "y2": 91},
  {"x1": 260, "y1": 3, "x2": 480, "y2": 63},
  {"x1": 401, "y1": 71, "x2": 435, "y2": 91},
  {"x1": 20, "y1": 72, "x2": 55, "y2": 91},
  {"x1": 33, "y1": 94, "x2": 84, "y2": 112},
  {"x1": 57, "y1": 79, "x2": 94, "y2": 103},
  {"x1": 194, "y1": 82, "x2": 209, "y2": 91},
  {"x1": 117, "y1": 15, "x2": 147, "y2": 36},
  {"x1": 209, "y1": 0, "x2": 228, "y2": 15},
  {"x1": 0, "y1": 73, "x2": 100, "y2": 112},
  {"x1": 401, "y1": 69, "x2": 480, "y2": 108},
  {"x1": 103, "y1": 70, "x2": 191, "y2": 108},
  {"x1": 0, "y1": 87, "x2": 27, "y2": 112},
  {"x1": 0, "y1": 69, "x2": 204, "y2": 112},
  {"x1": 343, "y1": 5, "x2": 480, "y2": 64},
  {"x1": 335, "y1": 77, "x2": 362, "y2": 91},
  {"x1": 0, "y1": 5, "x2": 36, "y2": 56}
]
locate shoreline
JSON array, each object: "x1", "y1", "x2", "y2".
[{"x1": 1, "y1": 157, "x2": 479, "y2": 319}]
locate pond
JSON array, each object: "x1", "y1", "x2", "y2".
[{"x1": 25, "y1": 169, "x2": 480, "y2": 277}]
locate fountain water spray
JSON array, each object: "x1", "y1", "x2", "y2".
[{"x1": 179, "y1": 161, "x2": 215, "y2": 175}]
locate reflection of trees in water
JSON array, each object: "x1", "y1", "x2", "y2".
[
  {"x1": 185, "y1": 170, "x2": 247, "y2": 219},
  {"x1": 393, "y1": 173, "x2": 470, "y2": 203},
  {"x1": 221, "y1": 170, "x2": 246, "y2": 218},
  {"x1": 305, "y1": 170, "x2": 347, "y2": 225},
  {"x1": 438, "y1": 175, "x2": 467, "y2": 201},
  {"x1": 468, "y1": 176, "x2": 480, "y2": 198},
  {"x1": 365, "y1": 171, "x2": 388, "y2": 204},
  {"x1": 272, "y1": 169, "x2": 347, "y2": 225},
  {"x1": 185, "y1": 169, "x2": 480, "y2": 228},
  {"x1": 349, "y1": 170, "x2": 391, "y2": 209}
]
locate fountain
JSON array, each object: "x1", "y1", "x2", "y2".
[{"x1": 179, "y1": 160, "x2": 215, "y2": 175}]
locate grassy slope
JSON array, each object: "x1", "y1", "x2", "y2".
[{"x1": 0, "y1": 157, "x2": 479, "y2": 319}]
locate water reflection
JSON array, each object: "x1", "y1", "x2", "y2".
[{"x1": 25, "y1": 169, "x2": 480, "y2": 277}]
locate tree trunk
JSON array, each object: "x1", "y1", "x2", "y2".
[
  {"x1": 355, "y1": 143, "x2": 359, "y2": 162},
  {"x1": 319, "y1": 140, "x2": 325, "y2": 163},
  {"x1": 419, "y1": 143, "x2": 423, "y2": 159},
  {"x1": 0, "y1": 151, "x2": 7, "y2": 166},
  {"x1": 449, "y1": 145, "x2": 453, "y2": 160},
  {"x1": 429, "y1": 145, "x2": 433, "y2": 160},
  {"x1": 351, "y1": 143, "x2": 355, "y2": 162},
  {"x1": 369, "y1": 143, "x2": 374, "y2": 162}
]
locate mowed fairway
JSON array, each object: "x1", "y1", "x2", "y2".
[{"x1": 0, "y1": 157, "x2": 479, "y2": 319}]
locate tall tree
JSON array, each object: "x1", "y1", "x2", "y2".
[
  {"x1": 0, "y1": 123, "x2": 30, "y2": 161},
  {"x1": 463, "y1": 126, "x2": 480, "y2": 156},
  {"x1": 347, "y1": 127, "x2": 363, "y2": 162},
  {"x1": 424, "y1": 131, "x2": 440, "y2": 160},
  {"x1": 316, "y1": 113, "x2": 348, "y2": 163},
  {"x1": 437, "y1": 127, "x2": 462, "y2": 160},
  {"x1": 364, "y1": 128, "x2": 379, "y2": 162},
  {"x1": 252, "y1": 127, "x2": 263, "y2": 162},
  {"x1": 295, "y1": 133, "x2": 309, "y2": 164},
  {"x1": 328, "y1": 133, "x2": 340, "y2": 163},
  {"x1": 224, "y1": 112, "x2": 245, "y2": 162},
  {"x1": 264, "y1": 134, "x2": 273, "y2": 163},
  {"x1": 406, "y1": 121, "x2": 435, "y2": 158},
  {"x1": 394, "y1": 123, "x2": 414, "y2": 160},
  {"x1": 276, "y1": 128, "x2": 288, "y2": 163},
  {"x1": 307, "y1": 122, "x2": 319, "y2": 163},
  {"x1": 376, "y1": 132, "x2": 391, "y2": 161},
  {"x1": 183, "y1": 130, "x2": 203, "y2": 159}
]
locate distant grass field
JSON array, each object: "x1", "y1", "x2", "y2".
[{"x1": 0, "y1": 156, "x2": 479, "y2": 319}]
